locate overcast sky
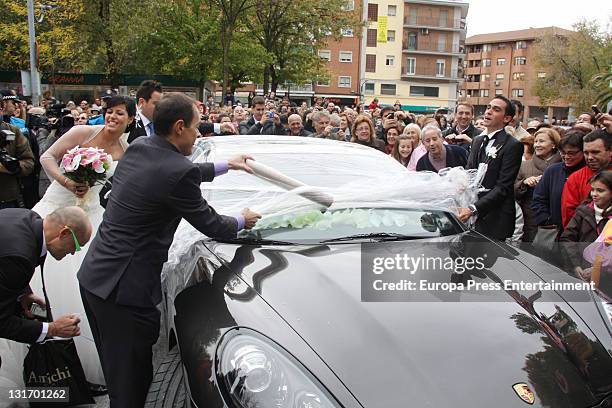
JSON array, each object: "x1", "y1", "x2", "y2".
[{"x1": 465, "y1": 0, "x2": 611, "y2": 36}]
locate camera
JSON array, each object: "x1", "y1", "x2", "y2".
[
  {"x1": 46, "y1": 103, "x2": 75, "y2": 134},
  {"x1": 25, "y1": 113, "x2": 49, "y2": 130},
  {"x1": 0, "y1": 129, "x2": 20, "y2": 174},
  {"x1": 268, "y1": 112, "x2": 274, "y2": 119}
]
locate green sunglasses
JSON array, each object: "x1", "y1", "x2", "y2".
[{"x1": 65, "y1": 226, "x2": 81, "y2": 252}]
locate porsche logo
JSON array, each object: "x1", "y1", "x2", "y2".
[{"x1": 513, "y1": 383, "x2": 535, "y2": 404}]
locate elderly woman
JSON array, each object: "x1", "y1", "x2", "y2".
[
  {"x1": 350, "y1": 115, "x2": 386, "y2": 152},
  {"x1": 403, "y1": 124, "x2": 426, "y2": 171},
  {"x1": 514, "y1": 127, "x2": 562, "y2": 242}
]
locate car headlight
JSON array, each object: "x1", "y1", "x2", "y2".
[{"x1": 216, "y1": 328, "x2": 341, "y2": 408}]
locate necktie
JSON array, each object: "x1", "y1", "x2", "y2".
[
  {"x1": 147, "y1": 122, "x2": 155, "y2": 136},
  {"x1": 479, "y1": 135, "x2": 489, "y2": 162}
]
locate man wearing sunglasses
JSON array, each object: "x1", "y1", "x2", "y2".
[{"x1": 0, "y1": 206, "x2": 92, "y2": 347}]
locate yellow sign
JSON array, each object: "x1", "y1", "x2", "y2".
[{"x1": 377, "y1": 16, "x2": 388, "y2": 43}]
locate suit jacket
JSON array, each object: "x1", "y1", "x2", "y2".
[
  {"x1": 127, "y1": 114, "x2": 148, "y2": 144},
  {"x1": 0, "y1": 209, "x2": 44, "y2": 343},
  {"x1": 466, "y1": 128, "x2": 523, "y2": 240},
  {"x1": 442, "y1": 123, "x2": 482, "y2": 151},
  {"x1": 77, "y1": 135, "x2": 238, "y2": 308},
  {"x1": 416, "y1": 145, "x2": 468, "y2": 172}
]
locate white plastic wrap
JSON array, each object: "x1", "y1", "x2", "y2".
[{"x1": 163, "y1": 136, "x2": 482, "y2": 275}]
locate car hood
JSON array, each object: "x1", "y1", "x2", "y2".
[{"x1": 210, "y1": 234, "x2": 612, "y2": 408}]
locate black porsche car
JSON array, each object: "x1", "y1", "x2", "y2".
[{"x1": 146, "y1": 136, "x2": 612, "y2": 408}]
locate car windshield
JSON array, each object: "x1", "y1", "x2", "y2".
[{"x1": 236, "y1": 207, "x2": 462, "y2": 243}]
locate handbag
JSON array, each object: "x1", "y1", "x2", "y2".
[
  {"x1": 22, "y1": 264, "x2": 94, "y2": 407},
  {"x1": 532, "y1": 225, "x2": 559, "y2": 255}
]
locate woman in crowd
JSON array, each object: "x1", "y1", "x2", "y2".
[
  {"x1": 29, "y1": 95, "x2": 136, "y2": 388},
  {"x1": 339, "y1": 112, "x2": 352, "y2": 141},
  {"x1": 559, "y1": 170, "x2": 612, "y2": 280},
  {"x1": 403, "y1": 123, "x2": 426, "y2": 171},
  {"x1": 77, "y1": 111, "x2": 89, "y2": 125},
  {"x1": 384, "y1": 125, "x2": 401, "y2": 154},
  {"x1": 350, "y1": 115, "x2": 386, "y2": 152},
  {"x1": 390, "y1": 134, "x2": 413, "y2": 167},
  {"x1": 532, "y1": 130, "x2": 586, "y2": 234},
  {"x1": 474, "y1": 116, "x2": 486, "y2": 131},
  {"x1": 514, "y1": 127, "x2": 561, "y2": 242}
]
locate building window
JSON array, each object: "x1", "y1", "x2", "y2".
[
  {"x1": 407, "y1": 32, "x2": 417, "y2": 49},
  {"x1": 497, "y1": 43, "x2": 506, "y2": 49},
  {"x1": 496, "y1": 73, "x2": 504, "y2": 80},
  {"x1": 339, "y1": 51, "x2": 353, "y2": 63},
  {"x1": 343, "y1": 0, "x2": 354, "y2": 11},
  {"x1": 496, "y1": 58, "x2": 505, "y2": 65},
  {"x1": 318, "y1": 50, "x2": 331, "y2": 61},
  {"x1": 479, "y1": 89, "x2": 489, "y2": 97},
  {"x1": 407, "y1": 7, "x2": 417, "y2": 24},
  {"x1": 515, "y1": 41, "x2": 527, "y2": 49},
  {"x1": 437, "y1": 34, "x2": 446, "y2": 52},
  {"x1": 481, "y1": 74, "x2": 490, "y2": 82},
  {"x1": 381, "y1": 84, "x2": 397, "y2": 95},
  {"x1": 482, "y1": 59, "x2": 491, "y2": 67},
  {"x1": 514, "y1": 57, "x2": 527, "y2": 65},
  {"x1": 387, "y1": 5, "x2": 396, "y2": 16},
  {"x1": 495, "y1": 89, "x2": 503, "y2": 95},
  {"x1": 438, "y1": 10, "x2": 448, "y2": 27},
  {"x1": 483, "y1": 44, "x2": 492, "y2": 52},
  {"x1": 512, "y1": 72, "x2": 526, "y2": 80},
  {"x1": 537, "y1": 72, "x2": 547, "y2": 78},
  {"x1": 341, "y1": 28, "x2": 353, "y2": 37},
  {"x1": 317, "y1": 78, "x2": 330, "y2": 87},
  {"x1": 436, "y1": 59, "x2": 445, "y2": 77},
  {"x1": 366, "y1": 54, "x2": 376, "y2": 72},
  {"x1": 368, "y1": 3, "x2": 378, "y2": 20},
  {"x1": 410, "y1": 86, "x2": 439, "y2": 97},
  {"x1": 338, "y1": 76, "x2": 351, "y2": 88},
  {"x1": 364, "y1": 82, "x2": 375, "y2": 95},
  {"x1": 387, "y1": 30, "x2": 395, "y2": 42},
  {"x1": 367, "y1": 29, "x2": 377, "y2": 47},
  {"x1": 386, "y1": 55, "x2": 395, "y2": 66},
  {"x1": 511, "y1": 88, "x2": 524, "y2": 97},
  {"x1": 406, "y1": 58, "x2": 416, "y2": 75}
]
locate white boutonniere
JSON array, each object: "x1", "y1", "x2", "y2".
[{"x1": 487, "y1": 146, "x2": 498, "y2": 159}]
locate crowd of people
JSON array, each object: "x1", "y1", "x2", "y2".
[{"x1": 0, "y1": 79, "x2": 611, "y2": 407}]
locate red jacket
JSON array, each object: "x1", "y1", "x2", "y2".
[{"x1": 561, "y1": 165, "x2": 612, "y2": 227}]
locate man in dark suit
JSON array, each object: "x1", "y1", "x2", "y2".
[
  {"x1": 416, "y1": 125, "x2": 468, "y2": 172},
  {"x1": 0, "y1": 207, "x2": 91, "y2": 346},
  {"x1": 78, "y1": 92, "x2": 260, "y2": 408},
  {"x1": 127, "y1": 80, "x2": 163, "y2": 144},
  {"x1": 442, "y1": 102, "x2": 482, "y2": 151},
  {"x1": 458, "y1": 96, "x2": 523, "y2": 241}
]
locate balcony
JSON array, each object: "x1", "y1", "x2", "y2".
[
  {"x1": 464, "y1": 81, "x2": 480, "y2": 90},
  {"x1": 402, "y1": 42, "x2": 464, "y2": 56},
  {"x1": 401, "y1": 66, "x2": 460, "y2": 82},
  {"x1": 403, "y1": 16, "x2": 465, "y2": 31},
  {"x1": 465, "y1": 66, "x2": 481, "y2": 75}
]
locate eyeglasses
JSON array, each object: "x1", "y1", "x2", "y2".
[
  {"x1": 560, "y1": 150, "x2": 581, "y2": 157},
  {"x1": 65, "y1": 226, "x2": 81, "y2": 252}
]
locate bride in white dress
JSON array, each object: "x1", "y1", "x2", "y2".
[{"x1": 28, "y1": 96, "x2": 135, "y2": 387}]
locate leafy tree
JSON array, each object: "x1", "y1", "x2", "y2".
[
  {"x1": 245, "y1": 0, "x2": 361, "y2": 93},
  {"x1": 533, "y1": 21, "x2": 612, "y2": 113},
  {"x1": 204, "y1": 0, "x2": 255, "y2": 98}
]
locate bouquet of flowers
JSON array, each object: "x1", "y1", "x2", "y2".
[{"x1": 60, "y1": 146, "x2": 113, "y2": 187}]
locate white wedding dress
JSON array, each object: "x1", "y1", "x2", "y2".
[{"x1": 0, "y1": 126, "x2": 126, "y2": 392}]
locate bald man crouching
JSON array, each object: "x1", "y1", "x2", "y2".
[{"x1": 0, "y1": 206, "x2": 92, "y2": 344}]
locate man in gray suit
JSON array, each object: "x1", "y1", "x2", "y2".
[{"x1": 77, "y1": 93, "x2": 260, "y2": 407}]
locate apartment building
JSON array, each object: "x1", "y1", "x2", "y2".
[
  {"x1": 363, "y1": 0, "x2": 468, "y2": 113},
  {"x1": 461, "y1": 27, "x2": 573, "y2": 120},
  {"x1": 312, "y1": 0, "x2": 363, "y2": 106}
]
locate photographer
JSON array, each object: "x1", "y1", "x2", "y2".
[
  {"x1": 442, "y1": 103, "x2": 482, "y2": 152},
  {"x1": 0, "y1": 91, "x2": 35, "y2": 209}
]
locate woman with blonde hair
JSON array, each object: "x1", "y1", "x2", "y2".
[
  {"x1": 403, "y1": 123, "x2": 427, "y2": 171},
  {"x1": 515, "y1": 127, "x2": 562, "y2": 242},
  {"x1": 350, "y1": 115, "x2": 385, "y2": 152}
]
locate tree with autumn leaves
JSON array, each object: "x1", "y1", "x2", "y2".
[{"x1": 0, "y1": 0, "x2": 360, "y2": 100}]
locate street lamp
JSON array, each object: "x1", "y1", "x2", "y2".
[
  {"x1": 359, "y1": 79, "x2": 371, "y2": 105},
  {"x1": 26, "y1": 1, "x2": 58, "y2": 105}
]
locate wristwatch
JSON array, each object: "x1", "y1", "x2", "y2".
[{"x1": 468, "y1": 204, "x2": 478, "y2": 216}]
